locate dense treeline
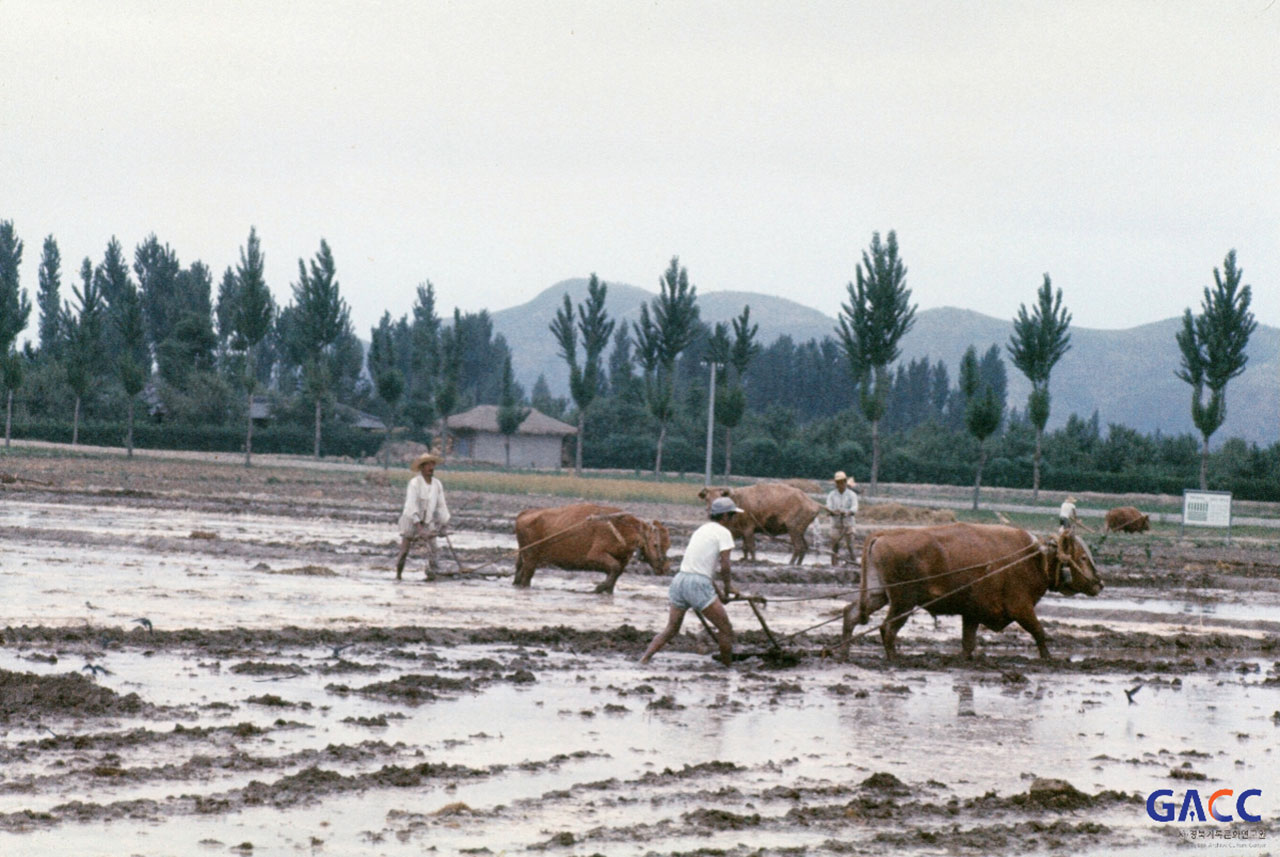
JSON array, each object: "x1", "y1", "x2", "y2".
[
  {"x1": 0, "y1": 220, "x2": 1272, "y2": 500},
  {"x1": 0, "y1": 224, "x2": 516, "y2": 459},
  {"x1": 568, "y1": 332, "x2": 1280, "y2": 501}
]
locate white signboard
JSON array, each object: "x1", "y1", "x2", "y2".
[{"x1": 1182, "y1": 490, "x2": 1232, "y2": 529}]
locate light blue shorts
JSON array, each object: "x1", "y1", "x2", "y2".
[{"x1": 669, "y1": 572, "x2": 719, "y2": 612}]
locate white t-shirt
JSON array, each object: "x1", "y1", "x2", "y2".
[
  {"x1": 679, "y1": 521, "x2": 735, "y2": 579},
  {"x1": 1059, "y1": 500, "x2": 1076, "y2": 521}
]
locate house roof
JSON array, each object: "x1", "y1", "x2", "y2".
[
  {"x1": 250, "y1": 397, "x2": 386, "y2": 431},
  {"x1": 447, "y1": 405, "x2": 577, "y2": 436},
  {"x1": 336, "y1": 403, "x2": 387, "y2": 431}
]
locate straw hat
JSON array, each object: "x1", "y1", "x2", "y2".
[
  {"x1": 833, "y1": 471, "x2": 848, "y2": 482},
  {"x1": 1065, "y1": 495, "x2": 1077, "y2": 504},
  {"x1": 411, "y1": 452, "x2": 442, "y2": 472}
]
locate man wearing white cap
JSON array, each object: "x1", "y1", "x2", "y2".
[
  {"x1": 640, "y1": 495, "x2": 741, "y2": 666},
  {"x1": 395, "y1": 452, "x2": 451, "y2": 580},
  {"x1": 825, "y1": 471, "x2": 859, "y2": 567}
]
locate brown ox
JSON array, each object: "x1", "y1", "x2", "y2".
[
  {"x1": 1104, "y1": 506, "x2": 1150, "y2": 533},
  {"x1": 697, "y1": 483, "x2": 821, "y2": 565},
  {"x1": 513, "y1": 503, "x2": 670, "y2": 594},
  {"x1": 842, "y1": 523, "x2": 1102, "y2": 659}
]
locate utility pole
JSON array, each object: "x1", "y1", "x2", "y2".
[{"x1": 703, "y1": 360, "x2": 717, "y2": 487}]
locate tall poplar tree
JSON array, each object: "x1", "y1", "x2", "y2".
[
  {"x1": 369, "y1": 312, "x2": 404, "y2": 469},
  {"x1": 550, "y1": 274, "x2": 615, "y2": 475},
  {"x1": 113, "y1": 278, "x2": 148, "y2": 457},
  {"x1": 633, "y1": 257, "x2": 699, "y2": 475},
  {"x1": 0, "y1": 221, "x2": 30, "y2": 448},
  {"x1": 233, "y1": 227, "x2": 274, "y2": 466},
  {"x1": 434, "y1": 322, "x2": 461, "y2": 454},
  {"x1": 37, "y1": 236, "x2": 62, "y2": 356},
  {"x1": 65, "y1": 258, "x2": 104, "y2": 446},
  {"x1": 496, "y1": 353, "x2": 529, "y2": 468},
  {"x1": 1175, "y1": 250, "x2": 1257, "y2": 489},
  {"x1": 287, "y1": 239, "x2": 350, "y2": 458},
  {"x1": 836, "y1": 231, "x2": 916, "y2": 495},
  {"x1": 95, "y1": 237, "x2": 133, "y2": 359},
  {"x1": 1007, "y1": 274, "x2": 1072, "y2": 502},
  {"x1": 961, "y1": 345, "x2": 1004, "y2": 510},
  {"x1": 404, "y1": 282, "x2": 441, "y2": 434},
  {"x1": 716, "y1": 305, "x2": 759, "y2": 477},
  {"x1": 133, "y1": 234, "x2": 182, "y2": 359},
  {"x1": 1, "y1": 354, "x2": 20, "y2": 448}
]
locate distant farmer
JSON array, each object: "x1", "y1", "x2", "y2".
[
  {"x1": 1058, "y1": 495, "x2": 1078, "y2": 536},
  {"x1": 640, "y1": 496, "x2": 741, "y2": 667},
  {"x1": 825, "y1": 470, "x2": 859, "y2": 566},
  {"x1": 395, "y1": 452, "x2": 451, "y2": 581}
]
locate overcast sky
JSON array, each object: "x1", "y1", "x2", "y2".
[{"x1": 4, "y1": 1, "x2": 1277, "y2": 343}]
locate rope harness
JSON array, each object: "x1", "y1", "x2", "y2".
[
  {"x1": 424, "y1": 509, "x2": 1095, "y2": 658},
  {"x1": 812, "y1": 540, "x2": 1047, "y2": 646},
  {"x1": 752, "y1": 537, "x2": 1059, "y2": 606}
]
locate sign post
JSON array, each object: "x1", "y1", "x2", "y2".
[{"x1": 1180, "y1": 490, "x2": 1233, "y2": 543}]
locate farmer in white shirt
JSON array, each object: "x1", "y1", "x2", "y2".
[
  {"x1": 640, "y1": 496, "x2": 741, "y2": 666},
  {"x1": 1058, "y1": 496, "x2": 1078, "y2": 534},
  {"x1": 825, "y1": 470, "x2": 859, "y2": 567},
  {"x1": 395, "y1": 452, "x2": 451, "y2": 581}
]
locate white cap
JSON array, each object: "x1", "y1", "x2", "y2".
[{"x1": 709, "y1": 497, "x2": 744, "y2": 516}]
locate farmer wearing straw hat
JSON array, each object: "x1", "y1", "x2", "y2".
[
  {"x1": 825, "y1": 471, "x2": 859, "y2": 567},
  {"x1": 1058, "y1": 495, "x2": 1078, "y2": 534},
  {"x1": 640, "y1": 495, "x2": 741, "y2": 666},
  {"x1": 395, "y1": 452, "x2": 451, "y2": 580}
]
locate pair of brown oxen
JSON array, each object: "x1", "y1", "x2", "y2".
[{"x1": 512, "y1": 484, "x2": 1105, "y2": 660}]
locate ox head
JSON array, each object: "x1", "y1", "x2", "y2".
[
  {"x1": 1043, "y1": 532, "x2": 1103, "y2": 596},
  {"x1": 697, "y1": 487, "x2": 730, "y2": 507},
  {"x1": 639, "y1": 521, "x2": 671, "y2": 575}
]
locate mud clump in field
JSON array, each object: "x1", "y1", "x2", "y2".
[
  {"x1": 269, "y1": 565, "x2": 338, "y2": 577},
  {"x1": 326, "y1": 669, "x2": 537, "y2": 705},
  {"x1": 0, "y1": 669, "x2": 149, "y2": 721},
  {"x1": 328, "y1": 673, "x2": 475, "y2": 704},
  {"x1": 862, "y1": 502, "x2": 957, "y2": 524},
  {"x1": 861, "y1": 771, "x2": 911, "y2": 794},
  {"x1": 683, "y1": 807, "x2": 762, "y2": 830},
  {"x1": 230, "y1": 661, "x2": 306, "y2": 677}
]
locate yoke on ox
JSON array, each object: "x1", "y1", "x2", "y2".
[
  {"x1": 513, "y1": 503, "x2": 670, "y2": 594},
  {"x1": 842, "y1": 523, "x2": 1103, "y2": 659}
]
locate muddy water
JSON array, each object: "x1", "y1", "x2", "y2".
[
  {"x1": 3, "y1": 492, "x2": 1280, "y2": 856},
  {"x1": 2, "y1": 639, "x2": 1276, "y2": 855}
]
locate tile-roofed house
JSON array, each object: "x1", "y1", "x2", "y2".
[{"x1": 446, "y1": 405, "x2": 576, "y2": 469}]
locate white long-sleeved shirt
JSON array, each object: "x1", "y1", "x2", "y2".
[
  {"x1": 399, "y1": 474, "x2": 450, "y2": 532},
  {"x1": 826, "y1": 487, "x2": 859, "y2": 516}
]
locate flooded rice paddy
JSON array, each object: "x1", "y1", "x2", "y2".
[{"x1": 2, "y1": 463, "x2": 1279, "y2": 856}]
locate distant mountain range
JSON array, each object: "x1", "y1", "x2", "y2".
[{"x1": 492, "y1": 279, "x2": 1279, "y2": 445}]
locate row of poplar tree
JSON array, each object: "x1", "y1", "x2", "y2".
[
  {"x1": 0, "y1": 220, "x2": 1265, "y2": 499},
  {"x1": 537, "y1": 235, "x2": 1262, "y2": 502}
]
